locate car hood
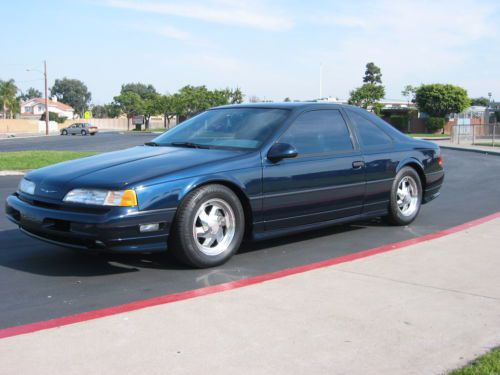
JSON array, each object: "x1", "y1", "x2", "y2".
[{"x1": 26, "y1": 146, "x2": 246, "y2": 200}]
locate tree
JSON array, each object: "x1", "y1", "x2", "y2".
[
  {"x1": 349, "y1": 62, "x2": 385, "y2": 109},
  {"x1": 348, "y1": 84, "x2": 385, "y2": 109},
  {"x1": 415, "y1": 84, "x2": 470, "y2": 133},
  {"x1": 401, "y1": 85, "x2": 417, "y2": 103},
  {"x1": 19, "y1": 87, "x2": 42, "y2": 101},
  {"x1": 120, "y1": 83, "x2": 157, "y2": 100},
  {"x1": 113, "y1": 92, "x2": 144, "y2": 130},
  {"x1": 143, "y1": 93, "x2": 162, "y2": 129},
  {"x1": 0, "y1": 79, "x2": 19, "y2": 118},
  {"x1": 91, "y1": 103, "x2": 121, "y2": 118},
  {"x1": 118, "y1": 83, "x2": 159, "y2": 129},
  {"x1": 363, "y1": 62, "x2": 382, "y2": 84},
  {"x1": 157, "y1": 95, "x2": 178, "y2": 128},
  {"x1": 104, "y1": 103, "x2": 121, "y2": 118},
  {"x1": 415, "y1": 84, "x2": 470, "y2": 118},
  {"x1": 50, "y1": 78, "x2": 91, "y2": 116},
  {"x1": 227, "y1": 87, "x2": 244, "y2": 104},
  {"x1": 470, "y1": 97, "x2": 490, "y2": 107}
]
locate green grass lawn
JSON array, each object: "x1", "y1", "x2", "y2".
[
  {"x1": 0, "y1": 151, "x2": 97, "y2": 171},
  {"x1": 450, "y1": 347, "x2": 500, "y2": 375},
  {"x1": 408, "y1": 133, "x2": 450, "y2": 138}
]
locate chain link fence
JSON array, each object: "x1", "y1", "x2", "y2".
[{"x1": 451, "y1": 123, "x2": 500, "y2": 146}]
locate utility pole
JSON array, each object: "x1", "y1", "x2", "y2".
[{"x1": 44, "y1": 60, "x2": 49, "y2": 135}]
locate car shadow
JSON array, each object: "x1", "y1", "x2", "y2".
[{"x1": 0, "y1": 219, "x2": 380, "y2": 277}]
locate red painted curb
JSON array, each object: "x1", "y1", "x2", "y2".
[{"x1": 1, "y1": 212, "x2": 499, "y2": 340}]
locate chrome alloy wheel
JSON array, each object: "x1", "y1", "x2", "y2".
[
  {"x1": 396, "y1": 176, "x2": 419, "y2": 217},
  {"x1": 192, "y1": 198, "x2": 236, "y2": 256}
]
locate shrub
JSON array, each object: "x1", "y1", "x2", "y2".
[
  {"x1": 425, "y1": 117, "x2": 445, "y2": 132},
  {"x1": 387, "y1": 115, "x2": 408, "y2": 132},
  {"x1": 40, "y1": 111, "x2": 66, "y2": 124}
]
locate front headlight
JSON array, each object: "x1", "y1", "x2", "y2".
[
  {"x1": 63, "y1": 189, "x2": 138, "y2": 207},
  {"x1": 19, "y1": 178, "x2": 36, "y2": 195}
]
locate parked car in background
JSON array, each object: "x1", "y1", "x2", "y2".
[
  {"x1": 7, "y1": 103, "x2": 444, "y2": 268},
  {"x1": 61, "y1": 123, "x2": 98, "y2": 136}
]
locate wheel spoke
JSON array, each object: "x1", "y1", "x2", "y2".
[
  {"x1": 195, "y1": 226, "x2": 207, "y2": 238},
  {"x1": 208, "y1": 205, "x2": 219, "y2": 220},
  {"x1": 216, "y1": 229, "x2": 224, "y2": 244},
  {"x1": 199, "y1": 210, "x2": 210, "y2": 226},
  {"x1": 203, "y1": 235, "x2": 216, "y2": 247}
]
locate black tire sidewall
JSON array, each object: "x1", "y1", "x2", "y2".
[
  {"x1": 171, "y1": 184, "x2": 245, "y2": 268},
  {"x1": 81, "y1": 130, "x2": 87, "y2": 136},
  {"x1": 388, "y1": 167, "x2": 422, "y2": 225},
  {"x1": 62, "y1": 130, "x2": 67, "y2": 135}
]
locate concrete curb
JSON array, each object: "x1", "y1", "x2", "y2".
[
  {"x1": 0, "y1": 171, "x2": 25, "y2": 176},
  {"x1": 0, "y1": 134, "x2": 60, "y2": 141},
  {"x1": 440, "y1": 145, "x2": 500, "y2": 157}
]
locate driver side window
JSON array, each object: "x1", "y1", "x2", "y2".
[{"x1": 280, "y1": 110, "x2": 354, "y2": 155}]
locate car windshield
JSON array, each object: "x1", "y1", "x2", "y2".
[{"x1": 151, "y1": 108, "x2": 289, "y2": 150}]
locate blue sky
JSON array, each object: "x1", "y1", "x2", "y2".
[{"x1": 2, "y1": 0, "x2": 500, "y2": 104}]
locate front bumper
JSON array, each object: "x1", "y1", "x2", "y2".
[{"x1": 5, "y1": 193, "x2": 176, "y2": 253}]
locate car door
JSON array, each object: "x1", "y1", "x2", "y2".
[
  {"x1": 69, "y1": 124, "x2": 77, "y2": 135},
  {"x1": 262, "y1": 109, "x2": 365, "y2": 231},
  {"x1": 344, "y1": 109, "x2": 398, "y2": 215}
]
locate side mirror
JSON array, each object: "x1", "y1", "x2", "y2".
[{"x1": 267, "y1": 143, "x2": 298, "y2": 162}]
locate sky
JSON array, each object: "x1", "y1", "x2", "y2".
[{"x1": 2, "y1": 0, "x2": 500, "y2": 104}]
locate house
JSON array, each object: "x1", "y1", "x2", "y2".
[{"x1": 20, "y1": 97, "x2": 75, "y2": 119}]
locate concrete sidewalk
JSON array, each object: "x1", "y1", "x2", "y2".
[
  {"x1": 1, "y1": 218, "x2": 499, "y2": 375},
  {"x1": 434, "y1": 140, "x2": 500, "y2": 155}
]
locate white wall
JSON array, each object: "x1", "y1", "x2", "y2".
[{"x1": 37, "y1": 121, "x2": 58, "y2": 133}]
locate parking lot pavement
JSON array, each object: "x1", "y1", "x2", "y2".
[
  {"x1": 1, "y1": 149, "x2": 500, "y2": 330},
  {"x1": 0, "y1": 132, "x2": 157, "y2": 152},
  {"x1": 1, "y1": 216, "x2": 499, "y2": 375}
]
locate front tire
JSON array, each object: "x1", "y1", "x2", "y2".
[
  {"x1": 387, "y1": 167, "x2": 422, "y2": 226},
  {"x1": 81, "y1": 130, "x2": 87, "y2": 136},
  {"x1": 61, "y1": 129, "x2": 68, "y2": 135},
  {"x1": 170, "y1": 184, "x2": 245, "y2": 268}
]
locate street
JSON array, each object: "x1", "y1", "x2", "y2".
[{"x1": 1, "y1": 149, "x2": 500, "y2": 329}]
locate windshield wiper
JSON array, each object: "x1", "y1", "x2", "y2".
[
  {"x1": 170, "y1": 142, "x2": 211, "y2": 149},
  {"x1": 144, "y1": 141, "x2": 161, "y2": 147}
]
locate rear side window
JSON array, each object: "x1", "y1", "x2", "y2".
[
  {"x1": 347, "y1": 110, "x2": 393, "y2": 148},
  {"x1": 280, "y1": 110, "x2": 353, "y2": 155}
]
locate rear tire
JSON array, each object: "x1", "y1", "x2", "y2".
[
  {"x1": 81, "y1": 130, "x2": 87, "y2": 136},
  {"x1": 170, "y1": 184, "x2": 245, "y2": 268},
  {"x1": 61, "y1": 129, "x2": 68, "y2": 135},
  {"x1": 386, "y1": 167, "x2": 422, "y2": 226}
]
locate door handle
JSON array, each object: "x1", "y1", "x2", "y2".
[{"x1": 352, "y1": 161, "x2": 365, "y2": 169}]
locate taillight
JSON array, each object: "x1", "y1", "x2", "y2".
[{"x1": 438, "y1": 155, "x2": 443, "y2": 167}]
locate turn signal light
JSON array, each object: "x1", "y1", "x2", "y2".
[{"x1": 119, "y1": 190, "x2": 138, "y2": 207}]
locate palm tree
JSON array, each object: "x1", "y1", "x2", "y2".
[{"x1": 0, "y1": 79, "x2": 19, "y2": 118}]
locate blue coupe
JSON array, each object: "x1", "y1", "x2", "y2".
[{"x1": 6, "y1": 103, "x2": 444, "y2": 267}]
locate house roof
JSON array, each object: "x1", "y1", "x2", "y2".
[{"x1": 23, "y1": 98, "x2": 74, "y2": 112}]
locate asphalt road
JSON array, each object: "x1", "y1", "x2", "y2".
[
  {"x1": 1, "y1": 149, "x2": 500, "y2": 329},
  {"x1": 0, "y1": 132, "x2": 157, "y2": 152}
]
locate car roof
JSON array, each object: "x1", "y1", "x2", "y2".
[{"x1": 213, "y1": 102, "x2": 354, "y2": 111}]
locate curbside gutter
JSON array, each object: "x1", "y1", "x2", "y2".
[{"x1": 439, "y1": 145, "x2": 500, "y2": 157}]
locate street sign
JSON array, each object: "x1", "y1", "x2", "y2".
[{"x1": 84, "y1": 111, "x2": 91, "y2": 119}]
